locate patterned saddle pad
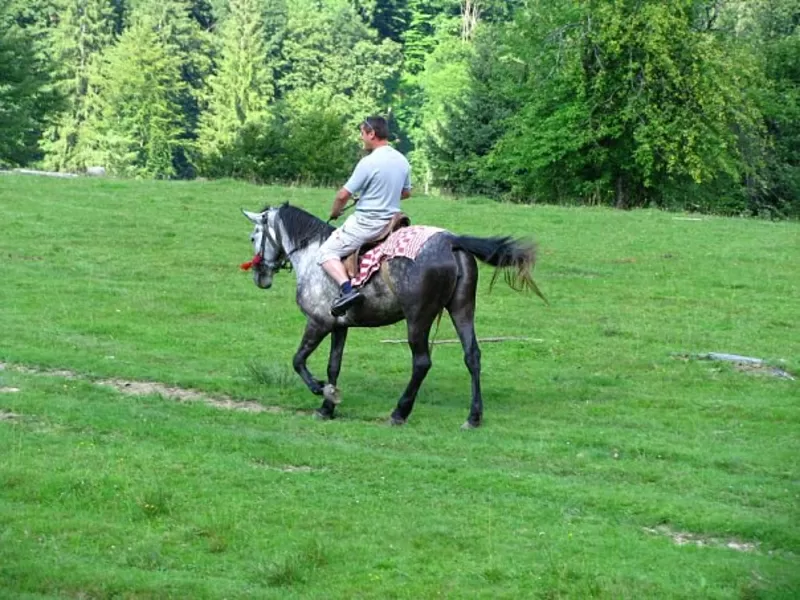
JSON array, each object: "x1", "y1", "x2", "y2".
[{"x1": 351, "y1": 225, "x2": 445, "y2": 287}]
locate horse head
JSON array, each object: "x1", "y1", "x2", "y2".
[{"x1": 242, "y1": 207, "x2": 286, "y2": 289}]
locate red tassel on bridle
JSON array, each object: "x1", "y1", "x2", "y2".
[{"x1": 240, "y1": 254, "x2": 262, "y2": 271}]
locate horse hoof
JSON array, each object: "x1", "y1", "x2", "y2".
[
  {"x1": 461, "y1": 420, "x2": 481, "y2": 430},
  {"x1": 388, "y1": 417, "x2": 407, "y2": 427},
  {"x1": 323, "y1": 383, "x2": 342, "y2": 405},
  {"x1": 314, "y1": 410, "x2": 333, "y2": 421}
]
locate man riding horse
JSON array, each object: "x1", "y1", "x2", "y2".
[
  {"x1": 319, "y1": 115, "x2": 412, "y2": 317},
  {"x1": 241, "y1": 116, "x2": 545, "y2": 427}
]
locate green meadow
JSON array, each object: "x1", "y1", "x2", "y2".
[{"x1": 1, "y1": 175, "x2": 798, "y2": 599}]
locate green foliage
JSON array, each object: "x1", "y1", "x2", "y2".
[
  {"x1": 198, "y1": 0, "x2": 398, "y2": 182},
  {"x1": 403, "y1": 1, "x2": 521, "y2": 74},
  {"x1": 135, "y1": 0, "x2": 214, "y2": 177},
  {"x1": 426, "y1": 24, "x2": 519, "y2": 197},
  {"x1": 2, "y1": 0, "x2": 797, "y2": 218},
  {"x1": 81, "y1": 15, "x2": 187, "y2": 178},
  {"x1": 276, "y1": 0, "x2": 401, "y2": 124},
  {"x1": 404, "y1": 0, "x2": 459, "y2": 74},
  {"x1": 196, "y1": 0, "x2": 275, "y2": 166},
  {"x1": 0, "y1": 0, "x2": 61, "y2": 166},
  {"x1": 396, "y1": 2, "x2": 521, "y2": 185},
  {"x1": 410, "y1": 30, "x2": 475, "y2": 190},
  {"x1": 351, "y1": 0, "x2": 410, "y2": 42},
  {"x1": 748, "y1": 0, "x2": 800, "y2": 217},
  {"x1": 39, "y1": 0, "x2": 116, "y2": 172},
  {"x1": 7, "y1": 0, "x2": 62, "y2": 51},
  {"x1": 200, "y1": 103, "x2": 359, "y2": 185},
  {"x1": 425, "y1": 0, "x2": 798, "y2": 217},
  {"x1": 448, "y1": 1, "x2": 765, "y2": 209}
]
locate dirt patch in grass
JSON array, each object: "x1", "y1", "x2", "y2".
[
  {"x1": 251, "y1": 458, "x2": 322, "y2": 473},
  {"x1": 671, "y1": 353, "x2": 796, "y2": 380},
  {"x1": 278, "y1": 465, "x2": 319, "y2": 473},
  {"x1": 643, "y1": 526, "x2": 759, "y2": 552},
  {"x1": 732, "y1": 362, "x2": 796, "y2": 380},
  {"x1": 0, "y1": 410, "x2": 21, "y2": 421},
  {"x1": 1, "y1": 363, "x2": 78, "y2": 380},
  {"x1": 0, "y1": 362, "x2": 293, "y2": 414},
  {"x1": 95, "y1": 378, "x2": 280, "y2": 413}
]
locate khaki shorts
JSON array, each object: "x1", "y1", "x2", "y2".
[{"x1": 317, "y1": 213, "x2": 393, "y2": 264}]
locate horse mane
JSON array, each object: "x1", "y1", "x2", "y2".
[{"x1": 264, "y1": 203, "x2": 335, "y2": 251}]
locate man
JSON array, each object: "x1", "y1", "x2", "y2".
[{"x1": 318, "y1": 116, "x2": 412, "y2": 316}]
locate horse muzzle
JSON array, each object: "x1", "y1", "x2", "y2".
[{"x1": 254, "y1": 269, "x2": 273, "y2": 289}]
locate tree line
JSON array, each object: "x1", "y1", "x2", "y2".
[{"x1": 1, "y1": 0, "x2": 797, "y2": 217}]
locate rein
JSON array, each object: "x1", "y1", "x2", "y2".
[
  {"x1": 326, "y1": 200, "x2": 357, "y2": 225},
  {"x1": 240, "y1": 213, "x2": 293, "y2": 273},
  {"x1": 241, "y1": 202, "x2": 354, "y2": 273}
]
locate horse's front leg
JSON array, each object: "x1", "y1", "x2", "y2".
[
  {"x1": 318, "y1": 326, "x2": 348, "y2": 420},
  {"x1": 292, "y1": 320, "x2": 331, "y2": 397}
]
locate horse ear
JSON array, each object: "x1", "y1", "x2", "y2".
[{"x1": 242, "y1": 209, "x2": 262, "y2": 223}]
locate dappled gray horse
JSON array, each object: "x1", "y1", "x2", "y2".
[{"x1": 242, "y1": 203, "x2": 543, "y2": 428}]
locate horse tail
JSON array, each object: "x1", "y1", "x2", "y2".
[{"x1": 451, "y1": 235, "x2": 548, "y2": 303}]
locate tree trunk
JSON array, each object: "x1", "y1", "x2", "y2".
[{"x1": 615, "y1": 174, "x2": 627, "y2": 209}]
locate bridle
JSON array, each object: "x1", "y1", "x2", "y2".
[
  {"x1": 242, "y1": 206, "x2": 335, "y2": 274},
  {"x1": 251, "y1": 211, "x2": 292, "y2": 274}
]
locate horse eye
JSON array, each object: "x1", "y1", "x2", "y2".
[{"x1": 250, "y1": 235, "x2": 255, "y2": 242}]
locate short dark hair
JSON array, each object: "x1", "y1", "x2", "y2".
[{"x1": 361, "y1": 116, "x2": 390, "y2": 140}]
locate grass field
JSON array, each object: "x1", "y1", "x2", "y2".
[{"x1": 1, "y1": 175, "x2": 798, "y2": 599}]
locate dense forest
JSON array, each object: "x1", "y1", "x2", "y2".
[{"x1": 1, "y1": 0, "x2": 797, "y2": 216}]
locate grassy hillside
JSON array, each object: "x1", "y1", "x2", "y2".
[{"x1": 1, "y1": 175, "x2": 798, "y2": 598}]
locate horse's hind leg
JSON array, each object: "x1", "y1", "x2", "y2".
[
  {"x1": 449, "y1": 306, "x2": 483, "y2": 429},
  {"x1": 390, "y1": 314, "x2": 436, "y2": 426},
  {"x1": 447, "y1": 254, "x2": 483, "y2": 429}
]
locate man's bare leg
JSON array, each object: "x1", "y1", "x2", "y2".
[
  {"x1": 322, "y1": 258, "x2": 363, "y2": 316},
  {"x1": 322, "y1": 258, "x2": 349, "y2": 285}
]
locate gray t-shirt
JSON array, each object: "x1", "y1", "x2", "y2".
[{"x1": 344, "y1": 145, "x2": 412, "y2": 219}]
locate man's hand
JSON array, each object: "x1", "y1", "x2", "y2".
[{"x1": 329, "y1": 187, "x2": 352, "y2": 221}]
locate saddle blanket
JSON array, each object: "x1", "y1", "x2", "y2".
[{"x1": 352, "y1": 225, "x2": 445, "y2": 287}]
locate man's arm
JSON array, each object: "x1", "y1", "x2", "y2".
[
  {"x1": 332, "y1": 158, "x2": 367, "y2": 219},
  {"x1": 401, "y1": 165, "x2": 412, "y2": 200},
  {"x1": 329, "y1": 187, "x2": 352, "y2": 220}
]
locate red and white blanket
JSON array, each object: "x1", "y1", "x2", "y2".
[{"x1": 351, "y1": 225, "x2": 445, "y2": 287}]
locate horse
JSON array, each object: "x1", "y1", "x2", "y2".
[{"x1": 241, "y1": 203, "x2": 544, "y2": 429}]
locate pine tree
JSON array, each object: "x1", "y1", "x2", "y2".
[
  {"x1": 404, "y1": 0, "x2": 446, "y2": 75},
  {"x1": 40, "y1": 0, "x2": 116, "y2": 171},
  {"x1": 351, "y1": 0, "x2": 410, "y2": 43},
  {"x1": 188, "y1": 0, "x2": 215, "y2": 30},
  {"x1": 427, "y1": 25, "x2": 517, "y2": 196},
  {"x1": 395, "y1": 1, "x2": 518, "y2": 164},
  {"x1": 82, "y1": 14, "x2": 186, "y2": 177},
  {"x1": 8, "y1": 0, "x2": 62, "y2": 49},
  {"x1": 130, "y1": 0, "x2": 214, "y2": 176},
  {"x1": 0, "y1": 0, "x2": 62, "y2": 166},
  {"x1": 197, "y1": 0, "x2": 275, "y2": 161},
  {"x1": 277, "y1": 0, "x2": 400, "y2": 123}
]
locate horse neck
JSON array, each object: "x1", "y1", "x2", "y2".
[{"x1": 276, "y1": 218, "x2": 326, "y2": 282}]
